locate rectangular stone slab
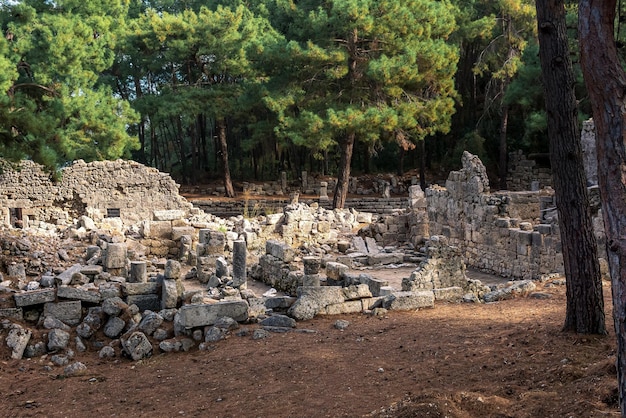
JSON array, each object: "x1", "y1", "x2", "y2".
[
  {"x1": 44, "y1": 301, "x2": 82, "y2": 325},
  {"x1": 0, "y1": 308, "x2": 23, "y2": 321},
  {"x1": 178, "y1": 300, "x2": 249, "y2": 328},
  {"x1": 57, "y1": 286, "x2": 102, "y2": 304},
  {"x1": 14, "y1": 289, "x2": 56, "y2": 307}
]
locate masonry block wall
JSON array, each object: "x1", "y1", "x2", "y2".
[
  {"x1": 422, "y1": 151, "x2": 564, "y2": 280},
  {"x1": 0, "y1": 159, "x2": 192, "y2": 227}
]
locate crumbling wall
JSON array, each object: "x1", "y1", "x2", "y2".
[
  {"x1": 506, "y1": 150, "x2": 553, "y2": 192},
  {"x1": 0, "y1": 159, "x2": 192, "y2": 227},
  {"x1": 424, "y1": 151, "x2": 564, "y2": 279}
]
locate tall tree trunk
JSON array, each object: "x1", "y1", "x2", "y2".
[
  {"x1": 499, "y1": 104, "x2": 509, "y2": 190},
  {"x1": 332, "y1": 132, "x2": 355, "y2": 209},
  {"x1": 419, "y1": 139, "x2": 427, "y2": 191},
  {"x1": 216, "y1": 118, "x2": 235, "y2": 198},
  {"x1": 175, "y1": 117, "x2": 188, "y2": 185},
  {"x1": 579, "y1": 0, "x2": 626, "y2": 412},
  {"x1": 536, "y1": 0, "x2": 605, "y2": 334}
]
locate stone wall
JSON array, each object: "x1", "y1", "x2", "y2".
[
  {"x1": 423, "y1": 151, "x2": 565, "y2": 279},
  {"x1": 506, "y1": 150, "x2": 553, "y2": 192},
  {"x1": 191, "y1": 197, "x2": 408, "y2": 218},
  {"x1": 0, "y1": 159, "x2": 192, "y2": 227}
]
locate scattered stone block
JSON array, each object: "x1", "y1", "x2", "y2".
[
  {"x1": 126, "y1": 294, "x2": 161, "y2": 312},
  {"x1": 153, "y1": 210, "x2": 185, "y2": 221},
  {"x1": 162, "y1": 279, "x2": 179, "y2": 309},
  {"x1": 121, "y1": 331, "x2": 153, "y2": 361},
  {"x1": 55, "y1": 264, "x2": 83, "y2": 286},
  {"x1": 325, "y1": 262, "x2": 349, "y2": 280},
  {"x1": 266, "y1": 240, "x2": 295, "y2": 262},
  {"x1": 0, "y1": 308, "x2": 23, "y2": 321},
  {"x1": 177, "y1": 300, "x2": 249, "y2": 328},
  {"x1": 57, "y1": 286, "x2": 102, "y2": 304},
  {"x1": 44, "y1": 301, "x2": 82, "y2": 326},
  {"x1": 342, "y1": 284, "x2": 372, "y2": 300},
  {"x1": 433, "y1": 287, "x2": 464, "y2": 301},
  {"x1": 6, "y1": 325, "x2": 31, "y2": 359},
  {"x1": 47, "y1": 328, "x2": 71, "y2": 351},
  {"x1": 104, "y1": 316, "x2": 126, "y2": 338},
  {"x1": 105, "y1": 243, "x2": 127, "y2": 269},
  {"x1": 382, "y1": 291, "x2": 435, "y2": 311},
  {"x1": 129, "y1": 261, "x2": 147, "y2": 283},
  {"x1": 260, "y1": 315, "x2": 296, "y2": 328},
  {"x1": 123, "y1": 282, "x2": 158, "y2": 296},
  {"x1": 14, "y1": 289, "x2": 56, "y2": 307}
]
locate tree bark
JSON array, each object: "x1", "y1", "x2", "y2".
[
  {"x1": 536, "y1": 0, "x2": 605, "y2": 334},
  {"x1": 579, "y1": 0, "x2": 626, "y2": 412},
  {"x1": 332, "y1": 132, "x2": 355, "y2": 209},
  {"x1": 498, "y1": 104, "x2": 509, "y2": 190},
  {"x1": 216, "y1": 118, "x2": 236, "y2": 198}
]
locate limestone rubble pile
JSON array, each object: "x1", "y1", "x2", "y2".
[{"x1": 0, "y1": 154, "x2": 579, "y2": 368}]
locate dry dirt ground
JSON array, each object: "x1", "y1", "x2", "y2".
[{"x1": 0, "y1": 279, "x2": 620, "y2": 418}]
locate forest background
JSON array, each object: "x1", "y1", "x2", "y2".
[{"x1": 0, "y1": 0, "x2": 617, "y2": 203}]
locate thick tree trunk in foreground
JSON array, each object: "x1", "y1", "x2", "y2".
[
  {"x1": 216, "y1": 118, "x2": 235, "y2": 198},
  {"x1": 579, "y1": 0, "x2": 626, "y2": 412},
  {"x1": 332, "y1": 132, "x2": 355, "y2": 209},
  {"x1": 536, "y1": 0, "x2": 605, "y2": 334}
]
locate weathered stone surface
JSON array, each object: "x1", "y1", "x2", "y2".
[
  {"x1": 483, "y1": 280, "x2": 537, "y2": 302},
  {"x1": 203, "y1": 326, "x2": 226, "y2": 342},
  {"x1": 153, "y1": 210, "x2": 185, "y2": 221},
  {"x1": 214, "y1": 316, "x2": 240, "y2": 331},
  {"x1": 382, "y1": 291, "x2": 435, "y2": 311},
  {"x1": 55, "y1": 264, "x2": 83, "y2": 286},
  {"x1": 172, "y1": 226, "x2": 196, "y2": 241},
  {"x1": 288, "y1": 286, "x2": 346, "y2": 321},
  {"x1": 367, "y1": 253, "x2": 403, "y2": 266},
  {"x1": 14, "y1": 289, "x2": 56, "y2": 307},
  {"x1": 64, "y1": 362, "x2": 88, "y2": 376},
  {"x1": 260, "y1": 315, "x2": 296, "y2": 328},
  {"x1": 105, "y1": 243, "x2": 127, "y2": 269},
  {"x1": 138, "y1": 311, "x2": 164, "y2": 336},
  {"x1": 57, "y1": 286, "x2": 101, "y2": 304},
  {"x1": 318, "y1": 301, "x2": 363, "y2": 315},
  {"x1": 43, "y1": 301, "x2": 82, "y2": 326},
  {"x1": 126, "y1": 294, "x2": 161, "y2": 312},
  {"x1": 0, "y1": 308, "x2": 23, "y2": 321},
  {"x1": 102, "y1": 297, "x2": 127, "y2": 316},
  {"x1": 359, "y1": 275, "x2": 389, "y2": 297},
  {"x1": 177, "y1": 300, "x2": 249, "y2": 328},
  {"x1": 302, "y1": 256, "x2": 321, "y2": 275},
  {"x1": 433, "y1": 287, "x2": 464, "y2": 301},
  {"x1": 342, "y1": 284, "x2": 372, "y2": 300},
  {"x1": 104, "y1": 316, "x2": 126, "y2": 338},
  {"x1": 6, "y1": 325, "x2": 31, "y2": 359},
  {"x1": 215, "y1": 257, "x2": 228, "y2": 278},
  {"x1": 129, "y1": 261, "x2": 147, "y2": 283},
  {"x1": 365, "y1": 237, "x2": 380, "y2": 254},
  {"x1": 351, "y1": 236, "x2": 368, "y2": 254},
  {"x1": 162, "y1": 279, "x2": 180, "y2": 309},
  {"x1": 164, "y1": 260, "x2": 181, "y2": 279},
  {"x1": 302, "y1": 274, "x2": 321, "y2": 287},
  {"x1": 121, "y1": 331, "x2": 153, "y2": 361},
  {"x1": 80, "y1": 265, "x2": 103, "y2": 276},
  {"x1": 232, "y1": 240, "x2": 247, "y2": 287},
  {"x1": 123, "y1": 282, "x2": 158, "y2": 296},
  {"x1": 325, "y1": 262, "x2": 349, "y2": 280},
  {"x1": 43, "y1": 316, "x2": 71, "y2": 331},
  {"x1": 47, "y1": 328, "x2": 71, "y2": 351},
  {"x1": 266, "y1": 240, "x2": 295, "y2": 262}
]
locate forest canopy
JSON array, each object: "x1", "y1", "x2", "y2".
[{"x1": 0, "y1": 0, "x2": 603, "y2": 192}]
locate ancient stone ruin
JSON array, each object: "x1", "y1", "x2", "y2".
[{"x1": 0, "y1": 152, "x2": 587, "y2": 370}]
